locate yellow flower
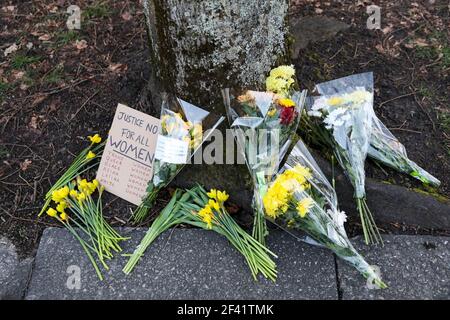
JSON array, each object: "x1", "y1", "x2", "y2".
[
  {"x1": 46, "y1": 208, "x2": 58, "y2": 218},
  {"x1": 51, "y1": 186, "x2": 69, "y2": 203},
  {"x1": 277, "y1": 98, "x2": 296, "y2": 108},
  {"x1": 266, "y1": 76, "x2": 288, "y2": 95},
  {"x1": 291, "y1": 165, "x2": 312, "y2": 181},
  {"x1": 77, "y1": 192, "x2": 86, "y2": 203},
  {"x1": 88, "y1": 134, "x2": 102, "y2": 144},
  {"x1": 60, "y1": 212, "x2": 68, "y2": 222},
  {"x1": 86, "y1": 151, "x2": 96, "y2": 160},
  {"x1": 208, "y1": 199, "x2": 220, "y2": 211},
  {"x1": 207, "y1": 189, "x2": 217, "y2": 199},
  {"x1": 56, "y1": 201, "x2": 68, "y2": 213},
  {"x1": 198, "y1": 205, "x2": 214, "y2": 229},
  {"x1": 70, "y1": 189, "x2": 79, "y2": 199},
  {"x1": 297, "y1": 197, "x2": 314, "y2": 218},
  {"x1": 190, "y1": 123, "x2": 203, "y2": 149},
  {"x1": 216, "y1": 190, "x2": 229, "y2": 204},
  {"x1": 269, "y1": 65, "x2": 296, "y2": 80},
  {"x1": 267, "y1": 109, "x2": 277, "y2": 117},
  {"x1": 328, "y1": 97, "x2": 345, "y2": 106},
  {"x1": 92, "y1": 179, "x2": 99, "y2": 189}
]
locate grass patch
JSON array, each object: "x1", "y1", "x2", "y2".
[
  {"x1": 83, "y1": 2, "x2": 113, "y2": 20},
  {"x1": 11, "y1": 54, "x2": 41, "y2": 69},
  {"x1": 44, "y1": 66, "x2": 64, "y2": 84},
  {"x1": 55, "y1": 30, "x2": 81, "y2": 47},
  {"x1": 440, "y1": 113, "x2": 450, "y2": 133}
]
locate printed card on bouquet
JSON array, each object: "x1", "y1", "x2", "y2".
[{"x1": 96, "y1": 104, "x2": 161, "y2": 205}]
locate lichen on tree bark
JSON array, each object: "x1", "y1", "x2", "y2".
[{"x1": 143, "y1": 0, "x2": 289, "y2": 111}]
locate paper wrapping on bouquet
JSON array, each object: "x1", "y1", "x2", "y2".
[
  {"x1": 264, "y1": 139, "x2": 385, "y2": 286},
  {"x1": 310, "y1": 72, "x2": 375, "y2": 199}
]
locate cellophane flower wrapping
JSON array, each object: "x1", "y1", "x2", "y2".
[
  {"x1": 133, "y1": 94, "x2": 224, "y2": 223},
  {"x1": 309, "y1": 72, "x2": 375, "y2": 199},
  {"x1": 222, "y1": 83, "x2": 307, "y2": 243},
  {"x1": 369, "y1": 115, "x2": 440, "y2": 187},
  {"x1": 263, "y1": 139, "x2": 386, "y2": 288}
]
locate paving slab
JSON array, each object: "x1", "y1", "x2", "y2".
[
  {"x1": 26, "y1": 228, "x2": 338, "y2": 300},
  {"x1": 0, "y1": 237, "x2": 33, "y2": 300},
  {"x1": 337, "y1": 235, "x2": 450, "y2": 300}
]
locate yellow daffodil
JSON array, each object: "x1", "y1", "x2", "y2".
[
  {"x1": 88, "y1": 134, "x2": 102, "y2": 144},
  {"x1": 208, "y1": 199, "x2": 220, "y2": 211},
  {"x1": 216, "y1": 190, "x2": 229, "y2": 204},
  {"x1": 86, "y1": 151, "x2": 96, "y2": 160},
  {"x1": 297, "y1": 197, "x2": 314, "y2": 218},
  {"x1": 51, "y1": 186, "x2": 69, "y2": 203},
  {"x1": 77, "y1": 192, "x2": 86, "y2": 203},
  {"x1": 198, "y1": 205, "x2": 214, "y2": 229},
  {"x1": 207, "y1": 189, "x2": 217, "y2": 200},
  {"x1": 47, "y1": 208, "x2": 58, "y2": 218},
  {"x1": 70, "y1": 189, "x2": 79, "y2": 199},
  {"x1": 56, "y1": 201, "x2": 68, "y2": 213},
  {"x1": 60, "y1": 212, "x2": 69, "y2": 222},
  {"x1": 277, "y1": 98, "x2": 296, "y2": 108}
]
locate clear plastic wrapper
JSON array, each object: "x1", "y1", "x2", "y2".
[
  {"x1": 308, "y1": 72, "x2": 382, "y2": 245},
  {"x1": 132, "y1": 94, "x2": 224, "y2": 223},
  {"x1": 222, "y1": 66, "x2": 307, "y2": 244},
  {"x1": 369, "y1": 115, "x2": 440, "y2": 187},
  {"x1": 263, "y1": 139, "x2": 386, "y2": 288}
]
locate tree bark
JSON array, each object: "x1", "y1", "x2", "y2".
[
  {"x1": 142, "y1": 0, "x2": 289, "y2": 112},
  {"x1": 140, "y1": 0, "x2": 290, "y2": 214}
]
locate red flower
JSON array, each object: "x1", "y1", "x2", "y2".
[{"x1": 280, "y1": 107, "x2": 296, "y2": 125}]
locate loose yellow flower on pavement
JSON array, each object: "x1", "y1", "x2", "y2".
[
  {"x1": 60, "y1": 212, "x2": 69, "y2": 222},
  {"x1": 277, "y1": 98, "x2": 296, "y2": 108},
  {"x1": 88, "y1": 134, "x2": 102, "y2": 144},
  {"x1": 47, "y1": 208, "x2": 58, "y2": 218},
  {"x1": 297, "y1": 197, "x2": 314, "y2": 218},
  {"x1": 86, "y1": 151, "x2": 96, "y2": 160}
]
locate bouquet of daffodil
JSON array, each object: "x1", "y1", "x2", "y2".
[
  {"x1": 222, "y1": 65, "x2": 307, "y2": 245},
  {"x1": 132, "y1": 95, "x2": 224, "y2": 223},
  {"x1": 38, "y1": 134, "x2": 105, "y2": 217},
  {"x1": 263, "y1": 139, "x2": 386, "y2": 288},
  {"x1": 124, "y1": 186, "x2": 278, "y2": 281},
  {"x1": 306, "y1": 73, "x2": 382, "y2": 245},
  {"x1": 45, "y1": 178, "x2": 127, "y2": 280},
  {"x1": 368, "y1": 115, "x2": 440, "y2": 187}
]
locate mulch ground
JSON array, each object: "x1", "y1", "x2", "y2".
[{"x1": 1, "y1": 0, "x2": 449, "y2": 257}]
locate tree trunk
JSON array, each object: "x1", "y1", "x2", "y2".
[
  {"x1": 142, "y1": 0, "x2": 289, "y2": 111},
  {"x1": 141, "y1": 0, "x2": 290, "y2": 215}
]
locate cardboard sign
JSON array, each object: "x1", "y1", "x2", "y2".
[{"x1": 96, "y1": 104, "x2": 161, "y2": 205}]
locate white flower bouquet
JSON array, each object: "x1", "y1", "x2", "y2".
[{"x1": 307, "y1": 73, "x2": 382, "y2": 245}]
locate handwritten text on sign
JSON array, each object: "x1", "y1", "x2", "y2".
[{"x1": 96, "y1": 104, "x2": 161, "y2": 205}]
